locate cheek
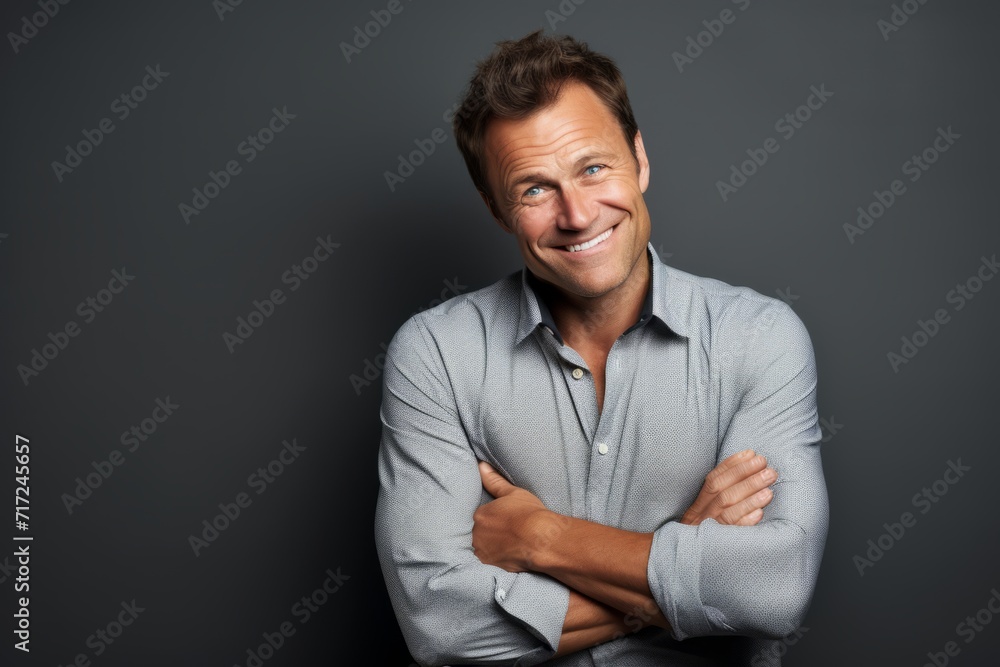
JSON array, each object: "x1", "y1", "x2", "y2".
[
  {"x1": 511, "y1": 207, "x2": 552, "y2": 239},
  {"x1": 593, "y1": 176, "x2": 640, "y2": 203}
]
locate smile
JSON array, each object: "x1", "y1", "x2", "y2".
[{"x1": 564, "y1": 227, "x2": 613, "y2": 253}]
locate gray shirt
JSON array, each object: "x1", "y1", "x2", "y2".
[{"x1": 375, "y1": 244, "x2": 829, "y2": 666}]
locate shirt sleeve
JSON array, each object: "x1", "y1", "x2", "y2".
[
  {"x1": 647, "y1": 300, "x2": 830, "y2": 641},
  {"x1": 374, "y1": 315, "x2": 570, "y2": 666}
]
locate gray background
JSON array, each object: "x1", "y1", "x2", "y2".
[{"x1": 2, "y1": 0, "x2": 998, "y2": 664}]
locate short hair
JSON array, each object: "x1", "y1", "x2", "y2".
[{"x1": 452, "y1": 29, "x2": 640, "y2": 206}]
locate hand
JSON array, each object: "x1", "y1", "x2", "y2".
[
  {"x1": 680, "y1": 449, "x2": 777, "y2": 526},
  {"x1": 472, "y1": 462, "x2": 553, "y2": 572}
]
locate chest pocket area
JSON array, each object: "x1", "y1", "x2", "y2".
[{"x1": 475, "y1": 356, "x2": 588, "y2": 518}]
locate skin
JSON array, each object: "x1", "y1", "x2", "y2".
[
  {"x1": 472, "y1": 81, "x2": 778, "y2": 655},
  {"x1": 481, "y1": 80, "x2": 651, "y2": 412}
]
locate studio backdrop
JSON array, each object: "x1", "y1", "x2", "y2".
[{"x1": 1, "y1": 0, "x2": 998, "y2": 665}]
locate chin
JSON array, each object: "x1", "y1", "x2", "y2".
[{"x1": 565, "y1": 273, "x2": 630, "y2": 299}]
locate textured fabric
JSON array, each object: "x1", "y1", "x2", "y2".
[{"x1": 374, "y1": 244, "x2": 829, "y2": 666}]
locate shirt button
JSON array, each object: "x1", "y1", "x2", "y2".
[
  {"x1": 597, "y1": 443, "x2": 609, "y2": 455},
  {"x1": 497, "y1": 588, "x2": 507, "y2": 602},
  {"x1": 572, "y1": 368, "x2": 584, "y2": 380}
]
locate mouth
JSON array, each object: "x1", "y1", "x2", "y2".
[{"x1": 563, "y1": 226, "x2": 614, "y2": 253}]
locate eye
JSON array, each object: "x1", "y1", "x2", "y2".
[
  {"x1": 585, "y1": 165, "x2": 603, "y2": 176},
  {"x1": 519, "y1": 183, "x2": 556, "y2": 207}
]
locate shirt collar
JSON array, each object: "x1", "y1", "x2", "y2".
[{"x1": 515, "y1": 243, "x2": 688, "y2": 346}]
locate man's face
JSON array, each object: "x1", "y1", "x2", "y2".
[{"x1": 481, "y1": 80, "x2": 651, "y2": 301}]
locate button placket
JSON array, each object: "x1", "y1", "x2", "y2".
[{"x1": 586, "y1": 337, "x2": 628, "y2": 519}]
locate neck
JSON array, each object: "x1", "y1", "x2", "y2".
[{"x1": 537, "y1": 251, "x2": 650, "y2": 354}]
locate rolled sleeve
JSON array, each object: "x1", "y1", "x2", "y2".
[
  {"x1": 375, "y1": 316, "x2": 569, "y2": 666},
  {"x1": 647, "y1": 301, "x2": 830, "y2": 641}
]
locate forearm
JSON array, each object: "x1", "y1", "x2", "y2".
[
  {"x1": 554, "y1": 590, "x2": 631, "y2": 656},
  {"x1": 531, "y1": 512, "x2": 670, "y2": 631}
]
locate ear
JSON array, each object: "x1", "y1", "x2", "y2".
[
  {"x1": 478, "y1": 189, "x2": 511, "y2": 233},
  {"x1": 633, "y1": 130, "x2": 650, "y2": 194}
]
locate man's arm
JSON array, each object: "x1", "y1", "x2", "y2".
[
  {"x1": 475, "y1": 450, "x2": 780, "y2": 643},
  {"x1": 552, "y1": 591, "x2": 631, "y2": 657},
  {"x1": 473, "y1": 301, "x2": 829, "y2": 642},
  {"x1": 647, "y1": 301, "x2": 828, "y2": 640},
  {"x1": 374, "y1": 316, "x2": 570, "y2": 667}
]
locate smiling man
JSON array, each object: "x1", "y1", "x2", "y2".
[{"x1": 375, "y1": 30, "x2": 828, "y2": 666}]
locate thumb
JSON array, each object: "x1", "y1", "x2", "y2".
[{"x1": 479, "y1": 461, "x2": 515, "y2": 497}]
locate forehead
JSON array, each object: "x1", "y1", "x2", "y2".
[{"x1": 482, "y1": 81, "x2": 624, "y2": 181}]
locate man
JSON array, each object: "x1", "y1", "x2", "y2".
[{"x1": 375, "y1": 30, "x2": 828, "y2": 666}]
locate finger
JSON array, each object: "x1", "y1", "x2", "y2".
[
  {"x1": 479, "y1": 461, "x2": 516, "y2": 497},
  {"x1": 703, "y1": 454, "x2": 769, "y2": 496},
  {"x1": 686, "y1": 456, "x2": 768, "y2": 521},
  {"x1": 715, "y1": 466, "x2": 777, "y2": 510},
  {"x1": 719, "y1": 487, "x2": 773, "y2": 524},
  {"x1": 713, "y1": 449, "x2": 757, "y2": 479},
  {"x1": 731, "y1": 508, "x2": 764, "y2": 527},
  {"x1": 683, "y1": 450, "x2": 757, "y2": 518}
]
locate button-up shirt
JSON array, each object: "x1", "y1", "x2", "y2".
[{"x1": 375, "y1": 244, "x2": 829, "y2": 666}]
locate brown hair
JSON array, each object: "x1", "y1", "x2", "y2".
[{"x1": 452, "y1": 29, "x2": 639, "y2": 206}]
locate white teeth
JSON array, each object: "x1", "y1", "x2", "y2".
[{"x1": 565, "y1": 228, "x2": 613, "y2": 253}]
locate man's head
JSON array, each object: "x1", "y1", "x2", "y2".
[
  {"x1": 452, "y1": 30, "x2": 641, "y2": 213},
  {"x1": 452, "y1": 30, "x2": 651, "y2": 301}
]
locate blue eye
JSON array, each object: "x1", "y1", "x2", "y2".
[
  {"x1": 524, "y1": 186, "x2": 543, "y2": 197},
  {"x1": 585, "y1": 165, "x2": 603, "y2": 175}
]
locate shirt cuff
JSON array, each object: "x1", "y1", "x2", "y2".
[
  {"x1": 492, "y1": 570, "x2": 570, "y2": 665},
  {"x1": 648, "y1": 520, "x2": 716, "y2": 641}
]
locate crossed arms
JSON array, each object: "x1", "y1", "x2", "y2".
[
  {"x1": 375, "y1": 302, "x2": 829, "y2": 666},
  {"x1": 473, "y1": 451, "x2": 781, "y2": 655}
]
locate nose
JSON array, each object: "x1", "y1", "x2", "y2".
[{"x1": 555, "y1": 183, "x2": 597, "y2": 231}]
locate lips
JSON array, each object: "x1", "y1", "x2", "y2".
[{"x1": 564, "y1": 226, "x2": 613, "y2": 253}]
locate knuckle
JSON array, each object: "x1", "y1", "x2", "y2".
[{"x1": 703, "y1": 475, "x2": 722, "y2": 495}]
